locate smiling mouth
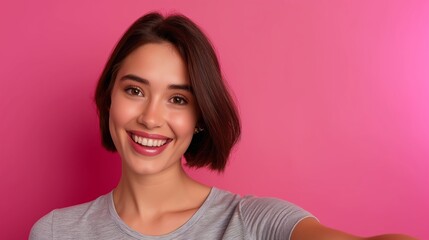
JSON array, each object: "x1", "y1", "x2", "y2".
[{"x1": 131, "y1": 134, "x2": 169, "y2": 147}]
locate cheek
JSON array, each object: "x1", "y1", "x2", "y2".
[
  {"x1": 108, "y1": 100, "x2": 125, "y2": 147},
  {"x1": 108, "y1": 93, "x2": 142, "y2": 148},
  {"x1": 109, "y1": 94, "x2": 140, "y2": 127},
  {"x1": 169, "y1": 110, "x2": 198, "y2": 136}
]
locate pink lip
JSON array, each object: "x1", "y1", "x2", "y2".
[
  {"x1": 128, "y1": 130, "x2": 170, "y2": 140},
  {"x1": 127, "y1": 130, "x2": 171, "y2": 157}
]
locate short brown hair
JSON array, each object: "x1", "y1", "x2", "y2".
[{"x1": 95, "y1": 12, "x2": 240, "y2": 171}]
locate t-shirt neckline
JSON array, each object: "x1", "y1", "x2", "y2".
[{"x1": 107, "y1": 187, "x2": 218, "y2": 239}]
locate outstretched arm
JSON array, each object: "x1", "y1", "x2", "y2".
[{"x1": 291, "y1": 218, "x2": 417, "y2": 240}]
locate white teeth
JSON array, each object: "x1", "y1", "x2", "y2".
[{"x1": 132, "y1": 134, "x2": 167, "y2": 147}]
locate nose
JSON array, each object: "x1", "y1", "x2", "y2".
[{"x1": 137, "y1": 99, "x2": 164, "y2": 130}]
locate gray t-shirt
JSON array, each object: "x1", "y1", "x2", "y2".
[{"x1": 30, "y1": 188, "x2": 315, "y2": 239}]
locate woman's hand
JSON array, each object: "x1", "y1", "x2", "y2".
[{"x1": 292, "y1": 218, "x2": 417, "y2": 240}]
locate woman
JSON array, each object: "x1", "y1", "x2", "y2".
[{"x1": 30, "y1": 12, "x2": 415, "y2": 240}]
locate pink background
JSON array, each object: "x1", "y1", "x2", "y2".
[{"x1": 1, "y1": 0, "x2": 428, "y2": 239}]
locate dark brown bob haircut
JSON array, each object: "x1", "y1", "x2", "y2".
[{"x1": 95, "y1": 12, "x2": 240, "y2": 172}]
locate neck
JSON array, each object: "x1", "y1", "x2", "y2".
[{"x1": 113, "y1": 163, "x2": 210, "y2": 217}]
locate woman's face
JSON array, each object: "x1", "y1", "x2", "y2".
[{"x1": 109, "y1": 42, "x2": 198, "y2": 176}]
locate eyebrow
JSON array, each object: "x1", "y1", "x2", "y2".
[
  {"x1": 120, "y1": 74, "x2": 192, "y2": 92},
  {"x1": 120, "y1": 74, "x2": 149, "y2": 85}
]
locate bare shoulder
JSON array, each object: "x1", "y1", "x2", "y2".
[{"x1": 291, "y1": 217, "x2": 418, "y2": 240}]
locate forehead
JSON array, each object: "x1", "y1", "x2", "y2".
[{"x1": 117, "y1": 42, "x2": 188, "y2": 85}]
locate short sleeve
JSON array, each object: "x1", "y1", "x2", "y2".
[
  {"x1": 238, "y1": 197, "x2": 317, "y2": 240},
  {"x1": 29, "y1": 211, "x2": 54, "y2": 240}
]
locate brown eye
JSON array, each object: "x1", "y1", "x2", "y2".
[
  {"x1": 170, "y1": 96, "x2": 188, "y2": 105},
  {"x1": 125, "y1": 87, "x2": 143, "y2": 96}
]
